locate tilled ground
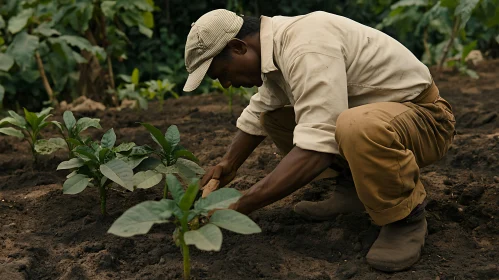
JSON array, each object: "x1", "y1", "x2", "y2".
[{"x1": 0, "y1": 60, "x2": 498, "y2": 280}]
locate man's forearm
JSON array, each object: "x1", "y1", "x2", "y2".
[
  {"x1": 231, "y1": 146, "x2": 335, "y2": 214},
  {"x1": 223, "y1": 129, "x2": 266, "y2": 170}
]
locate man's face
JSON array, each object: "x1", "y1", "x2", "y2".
[{"x1": 207, "y1": 39, "x2": 263, "y2": 89}]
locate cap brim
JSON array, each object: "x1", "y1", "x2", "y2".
[{"x1": 183, "y1": 57, "x2": 213, "y2": 92}]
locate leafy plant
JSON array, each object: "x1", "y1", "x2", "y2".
[
  {"x1": 57, "y1": 128, "x2": 153, "y2": 214},
  {"x1": 51, "y1": 110, "x2": 102, "y2": 158},
  {"x1": 117, "y1": 68, "x2": 179, "y2": 110},
  {"x1": 108, "y1": 175, "x2": 261, "y2": 280},
  {"x1": 377, "y1": 0, "x2": 497, "y2": 77},
  {"x1": 139, "y1": 123, "x2": 205, "y2": 199},
  {"x1": 0, "y1": 107, "x2": 63, "y2": 163},
  {"x1": 211, "y1": 80, "x2": 256, "y2": 115}
]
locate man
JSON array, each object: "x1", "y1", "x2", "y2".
[{"x1": 183, "y1": 9, "x2": 456, "y2": 272}]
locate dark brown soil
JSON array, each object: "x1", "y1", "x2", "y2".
[{"x1": 1, "y1": 60, "x2": 499, "y2": 280}]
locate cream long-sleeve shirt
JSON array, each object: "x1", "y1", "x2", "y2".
[{"x1": 236, "y1": 11, "x2": 433, "y2": 154}]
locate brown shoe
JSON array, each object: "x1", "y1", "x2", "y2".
[
  {"x1": 366, "y1": 203, "x2": 427, "y2": 272},
  {"x1": 293, "y1": 183, "x2": 365, "y2": 220}
]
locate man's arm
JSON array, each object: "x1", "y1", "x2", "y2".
[
  {"x1": 230, "y1": 146, "x2": 335, "y2": 214},
  {"x1": 201, "y1": 129, "x2": 265, "y2": 187}
]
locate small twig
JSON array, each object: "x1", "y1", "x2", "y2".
[
  {"x1": 438, "y1": 17, "x2": 461, "y2": 71},
  {"x1": 35, "y1": 51, "x2": 58, "y2": 107}
]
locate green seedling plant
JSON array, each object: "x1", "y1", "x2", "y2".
[
  {"x1": 57, "y1": 128, "x2": 157, "y2": 214},
  {"x1": 0, "y1": 107, "x2": 64, "y2": 163},
  {"x1": 139, "y1": 123, "x2": 205, "y2": 199},
  {"x1": 108, "y1": 175, "x2": 261, "y2": 280},
  {"x1": 211, "y1": 80, "x2": 256, "y2": 115},
  {"x1": 51, "y1": 111, "x2": 102, "y2": 158}
]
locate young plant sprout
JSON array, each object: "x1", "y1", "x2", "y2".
[
  {"x1": 108, "y1": 175, "x2": 261, "y2": 280},
  {"x1": 57, "y1": 128, "x2": 153, "y2": 214},
  {"x1": 51, "y1": 111, "x2": 102, "y2": 158},
  {"x1": 0, "y1": 107, "x2": 64, "y2": 163},
  {"x1": 139, "y1": 123, "x2": 204, "y2": 198}
]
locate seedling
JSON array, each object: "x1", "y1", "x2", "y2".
[
  {"x1": 108, "y1": 175, "x2": 261, "y2": 280},
  {"x1": 57, "y1": 128, "x2": 154, "y2": 214},
  {"x1": 51, "y1": 111, "x2": 102, "y2": 158},
  {"x1": 0, "y1": 107, "x2": 63, "y2": 163},
  {"x1": 211, "y1": 80, "x2": 255, "y2": 115},
  {"x1": 139, "y1": 123, "x2": 204, "y2": 199}
]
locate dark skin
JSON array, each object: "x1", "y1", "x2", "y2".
[{"x1": 202, "y1": 33, "x2": 336, "y2": 215}]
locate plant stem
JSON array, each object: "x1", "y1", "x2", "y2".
[
  {"x1": 35, "y1": 51, "x2": 58, "y2": 107},
  {"x1": 180, "y1": 217, "x2": 190, "y2": 280},
  {"x1": 99, "y1": 183, "x2": 107, "y2": 215},
  {"x1": 163, "y1": 180, "x2": 168, "y2": 199},
  {"x1": 438, "y1": 17, "x2": 460, "y2": 71}
]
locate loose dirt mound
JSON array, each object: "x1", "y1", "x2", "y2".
[{"x1": 1, "y1": 61, "x2": 498, "y2": 280}]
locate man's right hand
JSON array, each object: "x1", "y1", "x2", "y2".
[{"x1": 201, "y1": 160, "x2": 237, "y2": 189}]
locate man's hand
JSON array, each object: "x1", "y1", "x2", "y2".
[{"x1": 201, "y1": 159, "x2": 237, "y2": 189}]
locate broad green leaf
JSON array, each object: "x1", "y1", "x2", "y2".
[
  {"x1": 66, "y1": 170, "x2": 77, "y2": 179},
  {"x1": 57, "y1": 158, "x2": 85, "y2": 170},
  {"x1": 174, "y1": 149, "x2": 199, "y2": 162},
  {"x1": 133, "y1": 170, "x2": 162, "y2": 189},
  {"x1": 33, "y1": 22, "x2": 60, "y2": 37},
  {"x1": 116, "y1": 0, "x2": 154, "y2": 11},
  {"x1": 125, "y1": 156, "x2": 149, "y2": 169},
  {"x1": 72, "y1": 51, "x2": 88, "y2": 64},
  {"x1": 100, "y1": 159, "x2": 134, "y2": 191},
  {"x1": 155, "y1": 164, "x2": 179, "y2": 174},
  {"x1": 101, "y1": 128, "x2": 116, "y2": 149},
  {"x1": 7, "y1": 8, "x2": 33, "y2": 34},
  {"x1": 0, "y1": 85, "x2": 3, "y2": 103},
  {"x1": 67, "y1": 138, "x2": 83, "y2": 147},
  {"x1": 74, "y1": 145, "x2": 99, "y2": 162},
  {"x1": 23, "y1": 108, "x2": 38, "y2": 129},
  {"x1": 138, "y1": 24, "x2": 153, "y2": 38},
  {"x1": 63, "y1": 174, "x2": 90, "y2": 194},
  {"x1": 0, "y1": 117, "x2": 23, "y2": 128},
  {"x1": 129, "y1": 145, "x2": 153, "y2": 157},
  {"x1": 194, "y1": 188, "x2": 242, "y2": 212},
  {"x1": 184, "y1": 224, "x2": 223, "y2": 251},
  {"x1": 76, "y1": 117, "x2": 101, "y2": 132},
  {"x1": 101, "y1": 1, "x2": 117, "y2": 18},
  {"x1": 107, "y1": 199, "x2": 175, "y2": 237},
  {"x1": 134, "y1": 157, "x2": 162, "y2": 172},
  {"x1": 131, "y1": 68, "x2": 139, "y2": 85},
  {"x1": 0, "y1": 15, "x2": 4, "y2": 29},
  {"x1": 63, "y1": 111, "x2": 76, "y2": 130},
  {"x1": 142, "y1": 11, "x2": 154, "y2": 28},
  {"x1": 455, "y1": 0, "x2": 480, "y2": 29},
  {"x1": 176, "y1": 158, "x2": 205, "y2": 180},
  {"x1": 8, "y1": 111, "x2": 26, "y2": 126},
  {"x1": 166, "y1": 174, "x2": 184, "y2": 204},
  {"x1": 165, "y1": 125, "x2": 180, "y2": 152},
  {"x1": 179, "y1": 179, "x2": 200, "y2": 211},
  {"x1": 462, "y1": 40, "x2": 477, "y2": 61},
  {"x1": 210, "y1": 209, "x2": 261, "y2": 234},
  {"x1": 0, "y1": 127, "x2": 23, "y2": 138},
  {"x1": 98, "y1": 148, "x2": 112, "y2": 162},
  {"x1": 59, "y1": 36, "x2": 94, "y2": 52},
  {"x1": 114, "y1": 142, "x2": 136, "y2": 153},
  {"x1": 35, "y1": 138, "x2": 66, "y2": 155},
  {"x1": 140, "y1": 123, "x2": 170, "y2": 152},
  {"x1": 0, "y1": 53, "x2": 15, "y2": 71},
  {"x1": 6, "y1": 32, "x2": 39, "y2": 71}
]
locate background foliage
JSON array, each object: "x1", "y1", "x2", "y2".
[{"x1": 0, "y1": 0, "x2": 498, "y2": 111}]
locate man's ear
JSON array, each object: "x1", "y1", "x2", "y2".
[{"x1": 227, "y1": 38, "x2": 247, "y2": 55}]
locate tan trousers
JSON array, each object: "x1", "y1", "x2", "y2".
[{"x1": 260, "y1": 82, "x2": 456, "y2": 226}]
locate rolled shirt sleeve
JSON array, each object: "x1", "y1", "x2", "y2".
[
  {"x1": 236, "y1": 81, "x2": 288, "y2": 136},
  {"x1": 286, "y1": 52, "x2": 348, "y2": 154}
]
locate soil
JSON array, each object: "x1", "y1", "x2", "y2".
[{"x1": 1, "y1": 60, "x2": 499, "y2": 280}]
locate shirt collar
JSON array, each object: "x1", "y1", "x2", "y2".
[{"x1": 260, "y1": 16, "x2": 278, "y2": 74}]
